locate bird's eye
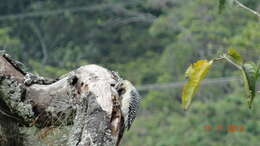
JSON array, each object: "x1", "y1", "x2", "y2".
[{"x1": 118, "y1": 88, "x2": 126, "y2": 95}]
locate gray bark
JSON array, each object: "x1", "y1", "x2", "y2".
[{"x1": 0, "y1": 52, "x2": 124, "y2": 146}]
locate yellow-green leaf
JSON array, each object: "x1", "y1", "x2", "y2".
[
  {"x1": 185, "y1": 65, "x2": 194, "y2": 78},
  {"x1": 182, "y1": 60, "x2": 214, "y2": 110},
  {"x1": 227, "y1": 48, "x2": 243, "y2": 65},
  {"x1": 241, "y1": 62, "x2": 259, "y2": 108}
]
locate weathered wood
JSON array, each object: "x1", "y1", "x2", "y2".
[
  {"x1": 0, "y1": 55, "x2": 25, "y2": 82},
  {"x1": 0, "y1": 52, "x2": 124, "y2": 146}
]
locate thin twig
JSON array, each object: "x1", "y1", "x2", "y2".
[
  {"x1": 213, "y1": 57, "x2": 225, "y2": 62},
  {"x1": 222, "y1": 54, "x2": 242, "y2": 70},
  {"x1": 234, "y1": 0, "x2": 260, "y2": 17}
]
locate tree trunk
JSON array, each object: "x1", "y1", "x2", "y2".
[{"x1": 0, "y1": 52, "x2": 124, "y2": 146}]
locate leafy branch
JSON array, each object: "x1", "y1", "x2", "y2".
[{"x1": 182, "y1": 49, "x2": 260, "y2": 110}]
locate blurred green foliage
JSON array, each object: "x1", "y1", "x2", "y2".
[
  {"x1": 0, "y1": 0, "x2": 259, "y2": 145},
  {"x1": 124, "y1": 92, "x2": 260, "y2": 146}
]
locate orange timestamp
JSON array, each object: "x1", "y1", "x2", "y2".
[{"x1": 203, "y1": 124, "x2": 245, "y2": 132}]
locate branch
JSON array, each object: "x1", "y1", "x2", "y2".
[{"x1": 234, "y1": 0, "x2": 260, "y2": 17}]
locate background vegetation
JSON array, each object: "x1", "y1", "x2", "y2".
[{"x1": 0, "y1": 0, "x2": 259, "y2": 145}]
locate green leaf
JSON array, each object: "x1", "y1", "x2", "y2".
[
  {"x1": 227, "y1": 48, "x2": 243, "y2": 65},
  {"x1": 257, "y1": 63, "x2": 260, "y2": 78},
  {"x1": 218, "y1": 0, "x2": 226, "y2": 14},
  {"x1": 241, "y1": 62, "x2": 259, "y2": 108},
  {"x1": 182, "y1": 60, "x2": 214, "y2": 110}
]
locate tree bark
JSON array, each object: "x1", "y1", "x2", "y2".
[{"x1": 0, "y1": 52, "x2": 124, "y2": 146}]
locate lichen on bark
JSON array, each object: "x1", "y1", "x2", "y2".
[{"x1": 0, "y1": 52, "x2": 125, "y2": 146}]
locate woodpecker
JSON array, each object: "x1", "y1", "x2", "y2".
[{"x1": 116, "y1": 80, "x2": 141, "y2": 130}]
